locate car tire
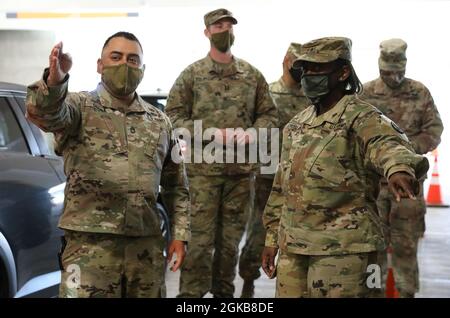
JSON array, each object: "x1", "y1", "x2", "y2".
[{"x1": 0, "y1": 260, "x2": 9, "y2": 298}]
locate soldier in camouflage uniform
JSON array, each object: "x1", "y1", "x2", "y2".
[
  {"x1": 360, "y1": 39, "x2": 443, "y2": 297},
  {"x1": 261, "y1": 37, "x2": 429, "y2": 298},
  {"x1": 238, "y1": 43, "x2": 310, "y2": 297},
  {"x1": 165, "y1": 9, "x2": 278, "y2": 298},
  {"x1": 26, "y1": 32, "x2": 191, "y2": 298}
]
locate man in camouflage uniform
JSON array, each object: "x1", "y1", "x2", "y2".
[
  {"x1": 360, "y1": 38, "x2": 443, "y2": 297},
  {"x1": 261, "y1": 37, "x2": 429, "y2": 298},
  {"x1": 165, "y1": 9, "x2": 278, "y2": 298},
  {"x1": 26, "y1": 32, "x2": 191, "y2": 298},
  {"x1": 238, "y1": 43, "x2": 310, "y2": 297}
]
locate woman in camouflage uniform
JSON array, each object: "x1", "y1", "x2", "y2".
[{"x1": 261, "y1": 37, "x2": 428, "y2": 298}]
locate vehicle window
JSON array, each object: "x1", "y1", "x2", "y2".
[
  {"x1": 154, "y1": 98, "x2": 167, "y2": 108},
  {"x1": 0, "y1": 97, "x2": 29, "y2": 153},
  {"x1": 141, "y1": 95, "x2": 167, "y2": 112},
  {"x1": 41, "y1": 131, "x2": 57, "y2": 156},
  {"x1": 153, "y1": 98, "x2": 166, "y2": 112}
]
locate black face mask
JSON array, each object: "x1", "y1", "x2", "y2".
[
  {"x1": 300, "y1": 67, "x2": 341, "y2": 104},
  {"x1": 289, "y1": 68, "x2": 302, "y2": 83}
]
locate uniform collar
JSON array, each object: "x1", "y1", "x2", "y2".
[
  {"x1": 96, "y1": 83, "x2": 146, "y2": 113},
  {"x1": 302, "y1": 94, "x2": 352, "y2": 127},
  {"x1": 205, "y1": 54, "x2": 244, "y2": 77}
]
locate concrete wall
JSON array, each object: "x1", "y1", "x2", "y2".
[{"x1": 0, "y1": 30, "x2": 55, "y2": 85}]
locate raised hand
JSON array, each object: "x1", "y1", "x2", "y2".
[{"x1": 47, "y1": 42, "x2": 72, "y2": 86}]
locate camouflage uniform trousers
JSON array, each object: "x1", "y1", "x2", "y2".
[
  {"x1": 376, "y1": 181, "x2": 425, "y2": 297},
  {"x1": 59, "y1": 230, "x2": 166, "y2": 298},
  {"x1": 178, "y1": 174, "x2": 251, "y2": 298},
  {"x1": 276, "y1": 249, "x2": 382, "y2": 298},
  {"x1": 239, "y1": 174, "x2": 274, "y2": 281}
]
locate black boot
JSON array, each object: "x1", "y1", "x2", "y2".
[{"x1": 240, "y1": 280, "x2": 255, "y2": 298}]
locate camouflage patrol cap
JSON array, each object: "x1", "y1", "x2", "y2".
[
  {"x1": 379, "y1": 38, "x2": 407, "y2": 71},
  {"x1": 287, "y1": 42, "x2": 302, "y2": 58},
  {"x1": 286, "y1": 42, "x2": 302, "y2": 68},
  {"x1": 295, "y1": 37, "x2": 352, "y2": 63},
  {"x1": 204, "y1": 8, "x2": 238, "y2": 26}
]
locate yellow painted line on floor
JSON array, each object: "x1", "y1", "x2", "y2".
[{"x1": 6, "y1": 12, "x2": 139, "y2": 19}]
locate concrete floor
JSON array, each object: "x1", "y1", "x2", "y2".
[
  {"x1": 416, "y1": 208, "x2": 450, "y2": 298},
  {"x1": 165, "y1": 207, "x2": 450, "y2": 298}
]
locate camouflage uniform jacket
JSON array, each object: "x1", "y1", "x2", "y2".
[
  {"x1": 26, "y1": 70, "x2": 191, "y2": 240},
  {"x1": 263, "y1": 94, "x2": 428, "y2": 255},
  {"x1": 361, "y1": 77, "x2": 443, "y2": 155},
  {"x1": 165, "y1": 54, "x2": 278, "y2": 176},
  {"x1": 261, "y1": 78, "x2": 310, "y2": 178}
]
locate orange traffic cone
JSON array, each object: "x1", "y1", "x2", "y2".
[
  {"x1": 385, "y1": 246, "x2": 399, "y2": 298},
  {"x1": 426, "y1": 149, "x2": 449, "y2": 207}
]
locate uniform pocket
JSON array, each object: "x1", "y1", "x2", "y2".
[
  {"x1": 144, "y1": 135, "x2": 158, "y2": 160},
  {"x1": 64, "y1": 176, "x2": 126, "y2": 230},
  {"x1": 83, "y1": 110, "x2": 124, "y2": 155},
  {"x1": 305, "y1": 131, "x2": 347, "y2": 186},
  {"x1": 138, "y1": 121, "x2": 164, "y2": 198},
  {"x1": 142, "y1": 121, "x2": 162, "y2": 160}
]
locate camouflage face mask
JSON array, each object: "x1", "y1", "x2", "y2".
[
  {"x1": 101, "y1": 63, "x2": 144, "y2": 96},
  {"x1": 210, "y1": 29, "x2": 235, "y2": 53},
  {"x1": 381, "y1": 71, "x2": 405, "y2": 88}
]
